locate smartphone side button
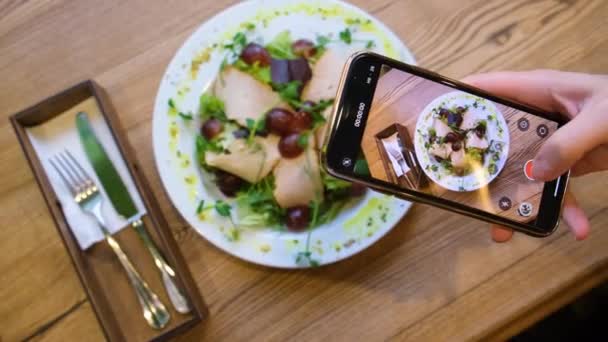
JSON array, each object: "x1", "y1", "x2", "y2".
[{"x1": 554, "y1": 176, "x2": 562, "y2": 197}]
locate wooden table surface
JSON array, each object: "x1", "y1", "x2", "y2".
[{"x1": 1, "y1": 0, "x2": 607, "y2": 341}]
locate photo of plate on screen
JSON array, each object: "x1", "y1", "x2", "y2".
[
  {"x1": 359, "y1": 62, "x2": 559, "y2": 225},
  {"x1": 152, "y1": 0, "x2": 415, "y2": 268},
  {"x1": 413, "y1": 91, "x2": 510, "y2": 192}
]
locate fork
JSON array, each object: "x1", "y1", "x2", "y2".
[
  {"x1": 386, "y1": 145, "x2": 409, "y2": 174},
  {"x1": 50, "y1": 150, "x2": 170, "y2": 330}
]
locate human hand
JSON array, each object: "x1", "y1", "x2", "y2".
[{"x1": 462, "y1": 70, "x2": 608, "y2": 242}]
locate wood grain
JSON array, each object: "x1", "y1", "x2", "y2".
[{"x1": 1, "y1": 0, "x2": 607, "y2": 341}]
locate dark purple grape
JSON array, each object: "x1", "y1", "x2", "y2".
[
  {"x1": 438, "y1": 108, "x2": 450, "y2": 118},
  {"x1": 286, "y1": 205, "x2": 311, "y2": 231},
  {"x1": 349, "y1": 182, "x2": 367, "y2": 197},
  {"x1": 299, "y1": 100, "x2": 316, "y2": 111},
  {"x1": 452, "y1": 141, "x2": 462, "y2": 151},
  {"x1": 444, "y1": 132, "x2": 460, "y2": 143},
  {"x1": 278, "y1": 133, "x2": 304, "y2": 158},
  {"x1": 455, "y1": 106, "x2": 467, "y2": 113},
  {"x1": 232, "y1": 128, "x2": 250, "y2": 139},
  {"x1": 288, "y1": 111, "x2": 313, "y2": 134},
  {"x1": 292, "y1": 39, "x2": 317, "y2": 58},
  {"x1": 201, "y1": 118, "x2": 223, "y2": 139},
  {"x1": 447, "y1": 111, "x2": 463, "y2": 127},
  {"x1": 266, "y1": 108, "x2": 295, "y2": 136},
  {"x1": 288, "y1": 57, "x2": 312, "y2": 86},
  {"x1": 271, "y1": 58, "x2": 290, "y2": 84},
  {"x1": 240, "y1": 43, "x2": 271, "y2": 66},
  {"x1": 215, "y1": 171, "x2": 244, "y2": 197},
  {"x1": 475, "y1": 123, "x2": 486, "y2": 138}
]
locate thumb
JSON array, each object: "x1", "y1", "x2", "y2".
[{"x1": 532, "y1": 108, "x2": 605, "y2": 181}]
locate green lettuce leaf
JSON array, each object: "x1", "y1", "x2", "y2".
[{"x1": 265, "y1": 31, "x2": 296, "y2": 59}]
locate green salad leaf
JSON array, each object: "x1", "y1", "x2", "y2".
[
  {"x1": 265, "y1": 30, "x2": 296, "y2": 59},
  {"x1": 297, "y1": 133, "x2": 309, "y2": 148},
  {"x1": 196, "y1": 134, "x2": 224, "y2": 169},
  {"x1": 224, "y1": 31, "x2": 248, "y2": 56},
  {"x1": 196, "y1": 199, "x2": 205, "y2": 214},
  {"x1": 274, "y1": 80, "x2": 302, "y2": 106},
  {"x1": 199, "y1": 93, "x2": 227, "y2": 121},
  {"x1": 296, "y1": 251, "x2": 320, "y2": 267},
  {"x1": 339, "y1": 28, "x2": 352, "y2": 44},
  {"x1": 317, "y1": 201, "x2": 347, "y2": 226},
  {"x1": 315, "y1": 34, "x2": 331, "y2": 48},
  {"x1": 233, "y1": 59, "x2": 271, "y2": 84},
  {"x1": 466, "y1": 147, "x2": 485, "y2": 163},
  {"x1": 178, "y1": 112, "x2": 193, "y2": 121},
  {"x1": 322, "y1": 172, "x2": 352, "y2": 191},
  {"x1": 236, "y1": 175, "x2": 286, "y2": 227},
  {"x1": 214, "y1": 200, "x2": 232, "y2": 217}
]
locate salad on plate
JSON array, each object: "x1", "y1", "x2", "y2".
[{"x1": 182, "y1": 27, "x2": 369, "y2": 233}]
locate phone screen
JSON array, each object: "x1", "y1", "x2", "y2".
[{"x1": 325, "y1": 53, "x2": 568, "y2": 234}]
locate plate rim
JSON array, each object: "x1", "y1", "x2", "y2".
[
  {"x1": 413, "y1": 90, "x2": 510, "y2": 192},
  {"x1": 151, "y1": 0, "x2": 416, "y2": 268}
]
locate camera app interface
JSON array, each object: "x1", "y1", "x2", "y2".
[{"x1": 357, "y1": 65, "x2": 559, "y2": 222}]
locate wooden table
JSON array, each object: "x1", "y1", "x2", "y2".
[{"x1": 1, "y1": 0, "x2": 607, "y2": 341}]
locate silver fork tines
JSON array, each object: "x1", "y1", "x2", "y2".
[
  {"x1": 50, "y1": 150, "x2": 170, "y2": 329},
  {"x1": 50, "y1": 150, "x2": 98, "y2": 206}
]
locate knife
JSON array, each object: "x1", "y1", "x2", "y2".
[{"x1": 76, "y1": 111, "x2": 190, "y2": 314}]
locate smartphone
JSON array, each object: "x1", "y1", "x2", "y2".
[{"x1": 322, "y1": 52, "x2": 569, "y2": 237}]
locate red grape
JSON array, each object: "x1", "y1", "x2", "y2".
[
  {"x1": 232, "y1": 128, "x2": 250, "y2": 139},
  {"x1": 292, "y1": 39, "x2": 317, "y2": 58},
  {"x1": 240, "y1": 43, "x2": 271, "y2": 67},
  {"x1": 288, "y1": 110, "x2": 313, "y2": 133},
  {"x1": 438, "y1": 108, "x2": 450, "y2": 118},
  {"x1": 475, "y1": 123, "x2": 486, "y2": 138},
  {"x1": 288, "y1": 57, "x2": 312, "y2": 86},
  {"x1": 452, "y1": 141, "x2": 462, "y2": 151},
  {"x1": 215, "y1": 171, "x2": 244, "y2": 197},
  {"x1": 349, "y1": 182, "x2": 367, "y2": 197},
  {"x1": 444, "y1": 132, "x2": 460, "y2": 143},
  {"x1": 201, "y1": 118, "x2": 223, "y2": 139},
  {"x1": 266, "y1": 108, "x2": 295, "y2": 136},
  {"x1": 278, "y1": 133, "x2": 304, "y2": 158},
  {"x1": 286, "y1": 205, "x2": 311, "y2": 231}
]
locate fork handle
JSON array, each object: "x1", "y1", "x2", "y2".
[{"x1": 104, "y1": 234, "x2": 171, "y2": 329}]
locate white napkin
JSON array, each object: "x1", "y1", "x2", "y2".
[
  {"x1": 382, "y1": 134, "x2": 408, "y2": 176},
  {"x1": 26, "y1": 97, "x2": 146, "y2": 250}
]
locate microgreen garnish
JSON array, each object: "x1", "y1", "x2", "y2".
[
  {"x1": 339, "y1": 28, "x2": 352, "y2": 44},
  {"x1": 178, "y1": 112, "x2": 193, "y2": 120}
]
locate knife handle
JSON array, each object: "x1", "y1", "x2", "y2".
[
  {"x1": 132, "y1": 219, "x2": 191, "y2": 314},
  {"x1": 104, "y1": 233, "x2": 171, "y2": 329}
]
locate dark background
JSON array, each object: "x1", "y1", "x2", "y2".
[{"x1": 514, "y1": 281, "x2": 608, "y2": 341}]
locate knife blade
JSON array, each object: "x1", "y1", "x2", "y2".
[
  {"x1": 76, "y1": 111, "x2": 190, "y2": 314},
  {"x1": 76, "y1": 112, "x2": 138, "y2": 219}
]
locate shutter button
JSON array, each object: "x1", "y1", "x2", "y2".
[{"x1": 524, "y1": 160, "x2": 534, "y2": 181}]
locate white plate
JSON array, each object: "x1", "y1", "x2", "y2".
[
  {"x1": 153, "y1": 0, "x2": 415, "y2": 268},
  {"x1": 414, "y1": 91, "x2": 510, "y2": 192}
]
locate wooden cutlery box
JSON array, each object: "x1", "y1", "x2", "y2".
[
  {"x1": 374, "y1": 123, "x2": 427, "y2": 190},
  {"x1": 10, "y1": 81, "x2": 207, "y2": 341}
]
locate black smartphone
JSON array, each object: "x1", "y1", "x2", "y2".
[{"x1": 323, "y1": 52, "x2": 569, "y2": 237}]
